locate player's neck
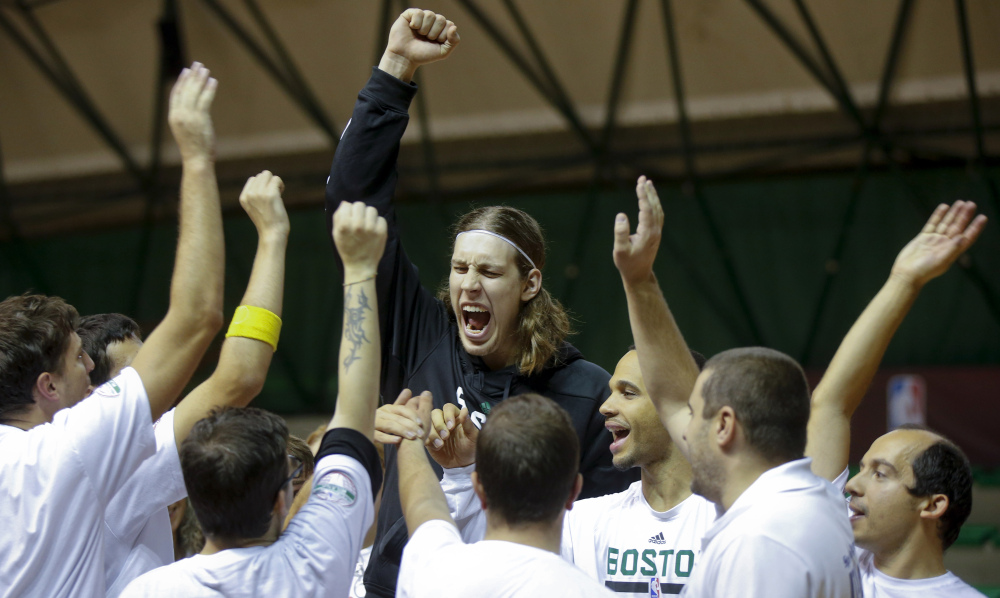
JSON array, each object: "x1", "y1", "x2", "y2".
[
  {"x1": 872, "y1": 531, "x2": 947, "y2": 580},
  {"x1": 718, "y1": 455, "x2": 775, "y2": 513},
  {"x1": 201, "y1": 518, "x2": 282, "y2": 554},
  {"x1": 0, "y1": 403, "x2": 49, "y2": 431},
  {"x1": 641, "y1": 452, "x2": 693, "y2": 512},
  {"x1": 484, "y1": 513, "x2": 563, "y2": 554}
]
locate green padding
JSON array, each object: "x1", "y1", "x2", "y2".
[
  {"x1": 2, "y1": 166, "x2": 998, "y2": 415},
  {"x1": 972, "y1": 467, "x2": 1000, "y2": 487},
  {"x1": 974, "y1": 586, "x2": 1000, "y2": 598},
  {"x1": 955, "y1": 524, "x2": 998, "y2": 547}
]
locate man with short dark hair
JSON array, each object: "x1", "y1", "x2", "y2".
[
  {"x1": 615, "y1": 177, "x2": 859, "y2": 597},
  {"x1": 78, "y1": 313, "x2": 143, "y2": 391},
  {"x1": 121, "y1": 199, "x2": 388, "y2": 597},
  {"x1": 325, "y1": 9, "x2": 635, "y2": 596},
  {"x1": 395, "y1": 393, "x2": 613, "y2": 598},
  {"x1": 802, "y1": 200, "x2": 987, "y2": 596},
  {"x1": 0, "y1": 62, "x2": 226, "y2": 598}
]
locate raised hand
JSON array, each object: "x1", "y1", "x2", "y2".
[
  {"x1": 380, "y1": 9, "x2": 460, "y2": 82},
  {"x1": 375, "y1": 389, "x2": 426, "y2": 445},
  {"x1": 168, "y1": 62, "x2": 218, "y2": 163},
  {"x1": 891, "y1": 200, "x2": 987, "y2": 287},
  {"x1": 333, "y1": 201, "x2": 388, "y2": 283},
  {"x1": 614, "y1": 176, "x2": 665, "y2": 287},
  {"x1": 426, "y1": 404, "x2": 478, "y2": 469},
  {"x1": 238, "y1": 171, "x2": 289, "y2": 239}
]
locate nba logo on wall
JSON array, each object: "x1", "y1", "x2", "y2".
[{"x1": 887, "y1": 375, "x2": 926, "y2": 430}]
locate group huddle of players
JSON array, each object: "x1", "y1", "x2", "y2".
[{"x1": 0, "y1": 7, "x2": 989, "y2": 598}]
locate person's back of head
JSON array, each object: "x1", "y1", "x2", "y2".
[
  {"x1": 476, "y1": 393, "x2": 579, "y2": 526},
  {"x1": 180, "y1": 407, "x2": 290, "y2": 544},
  {"x1": 701, "y1": 347, "x2": 810, "y2": 465},
  {"x1": 77, "y1": 313, "x2": 143, "y2": 388},
  {"x1": 0, "y1": 294, "x2": 79, "y2": 423},
  {"x1": 893, "y1": 424, "x2": 973, "y2": 551},
  {"x1": 439, "y1": 206, "x2": 571, "y2": 375}
]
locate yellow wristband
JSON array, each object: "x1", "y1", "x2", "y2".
[{"x1": 225, "y1": 305, "x2": 282, "y2": 352}]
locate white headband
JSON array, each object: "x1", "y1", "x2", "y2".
[{"x1": 456, "y1": 229, "x2": 537, "y2": 270}]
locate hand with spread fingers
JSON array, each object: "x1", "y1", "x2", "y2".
[
  {"x1": 380, "y1": 8, "x2": 460, "y2": 82},
  {"x1": 168, "y1": 62, "x2": 218, "y2": 163},
  {"x1": 613, "y1": 176, "x2": 665, "y2": 287},
  {"x1": 238, "y1": 171, "x2": 290, "y2": 240},
  {"x1": 890, "y1": 200, "x2": 987, "y2": 288},
  {"x1": 375, "y1": 389, "x2": 427, "y2": 445},
  {"x1": 425, "y1": 404, "x2": 478, "y2": 469}
]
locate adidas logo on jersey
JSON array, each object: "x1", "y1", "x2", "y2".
[{"x1": 649, "y1": 532, "x2": 666, "y2": 545}]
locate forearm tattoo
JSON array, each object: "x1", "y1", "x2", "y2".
[{"x1": 343, "y1": 287, "x2": 372, "y2": 371}]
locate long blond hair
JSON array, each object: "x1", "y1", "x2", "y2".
[{"x1": 438, "y1": 206, "x2": 571, "y2": 375}]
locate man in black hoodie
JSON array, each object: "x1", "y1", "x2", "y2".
[{"x1": 324, "y1": 8, "x2": 638, "y2": 597}]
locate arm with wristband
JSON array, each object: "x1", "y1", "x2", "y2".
[{"x1": 172, "y1": 170, "x2": 290, "y2": 444}]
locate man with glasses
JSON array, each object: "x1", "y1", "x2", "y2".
[{"x1": 121, "y1": 200, "x2": 390, "y2": 597}]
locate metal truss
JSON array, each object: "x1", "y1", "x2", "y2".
[{"x1": 2, "y1": 0, "x2": 999, "y2": 406}]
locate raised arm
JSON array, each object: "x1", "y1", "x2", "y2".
[
  {"x1": 807, "y1": 201, "x2": 987, "y2": 480},
  {"x1": 613, "y1": 177, "x2": 700, "y2": 452},
  {"x1": 329, "y1": 201, "x2": 387, "y2": 439},
  {"x1": 130, "y1": 63, "x2": 225, "y2": 421},
  {"x1": 397, "y1": 390, "x2": 455, "y2": 535},
  {"x1": 172, "y1": 171, "x2": 290, "y2": 444}
]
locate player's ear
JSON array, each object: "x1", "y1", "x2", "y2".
[
  {"x1": 472, "y1": 471, "x2": 488, "y2": 511},
  {"x1": 565, "y1": 473, "x2": 584, "y2": 510},
  {"x1": 520, "y1": 269, "x2": 541, "y2": 302},
  {"x1": 716, "y1": 406, "x2": 737, "y2": 451},
  {"x1": 34, "y1": 371, "x2": 58, "y2": 403},
  {"x1": 919, "y1": 493, "x2": 949, "y2": 522}
]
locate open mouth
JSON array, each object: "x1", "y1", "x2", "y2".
[
  {"x1": 462, "y1": 305, "x2": 492, "y2": 338},
  {"x1": 606, "y1": 423, "x2": 631, "y2": 453},
  {"x1": 848, "y1": 502, "x2": 865, "y2": 523}
]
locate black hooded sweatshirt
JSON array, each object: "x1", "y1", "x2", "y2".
[{"x1": 325, "y1": 67, "x2": 639, "y2": 598}]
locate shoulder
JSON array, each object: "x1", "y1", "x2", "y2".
[
  {"x1": 120, "y1": 561, "x2": 200, "y2": 598},
  {"x1": 531, "y1": 345, "x2": 611, "y2": 400}
]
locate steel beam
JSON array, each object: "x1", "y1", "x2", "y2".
[
  {"x1": 799, "y1": 0, "x2": 914, "y2": 365},
  {"x1": 0, "y1": 7, "x2": 146, "y2": 185},
  {"x1": 453, "y1": 0, "x2": 598, "y2": 153},
  {"x1": 199, "y1": 0, "x2": 338, "y2": 146},
  {"x1": 663, "y1": 0, "x2": 764, "y2": 345},
  {"x1": 955, "y1": 0, "x2": 1000, "y2": 215}
]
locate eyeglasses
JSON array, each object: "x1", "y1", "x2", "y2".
[{"x1": 276, "y1": 455, "x2": 304, "y2": 497}]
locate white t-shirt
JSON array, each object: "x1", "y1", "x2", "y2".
[
  {"x1": 441, "y1": 465, "x2": 717, "y2": 596},
  {"x1": 348, "y1": 546, "x2": 372, "y2": 598},
  {"x1": 120, "y1": 453, "x2": 374, "y2": 598},
  {"x1": 832, "y1": 469, "x2": 985, "y2": 597},
  {"x1": 0, "y1": 368, "x2": 156, "y2": 598},
  {"x1": 565, "y1": 481, "x2": 717, "y2": 597},
  {"x1": 104, "y1": 408, "x2": 187, "y2": 597},
  {"x1": 682, "y1": 458, "x2": 860, "y2": 598},
  {"x1": 398, "y1": 519, "x2": 615, "y2": 598}
]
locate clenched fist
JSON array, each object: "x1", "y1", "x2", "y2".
[{"x1": 379, "y1": 9, "x2": 460, "y2": 83}]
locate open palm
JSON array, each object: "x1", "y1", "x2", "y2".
[{"x1": 891, "y1": 200, "x2": 987, "y2": 286}]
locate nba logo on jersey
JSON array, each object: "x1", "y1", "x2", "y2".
[
  {"x1": 887, "y1": 374, "x2": 926, "y2": 430},
  {"x1": 649, "y1": 577, "x2": 660, "y2": 598}
]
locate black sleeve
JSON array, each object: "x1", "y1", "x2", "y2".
[
  {"x1": 324, "y1": 68, "x2": 453, "y2": 392},
  {"x1": 317, "y1": 427, "x2": 383, "y2": 497}
]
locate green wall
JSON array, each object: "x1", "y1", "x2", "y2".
[{"x1": 3, "y1": 166, "x2": 998, "y2": 414}]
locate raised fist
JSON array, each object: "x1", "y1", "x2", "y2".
[
  {"x1": 238, "y1": 171, "x2": 289, "y2": 238},
  {"x1": 333, "y1": 201, "x2": 388, "y2": 281},
  {"x1": 380, "y1": 9, "x2": 460, "y2": 82}
]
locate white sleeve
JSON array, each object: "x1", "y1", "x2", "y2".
[
  {"x1": 706, "y1": 535, "x2": 810, "y2": 598},
  {"x1": 833, "y1": 468, "x2": 849, "y2": 493},
  {"x1": 58, "y1": 367, "x2": 156, "y2": 505},
  {"x1": 104, "y1": 408, "x2": 186, "y2": 542},
  {"x1": 440, "y1": 464, "x2": 487, "y2": 543},
  {"x1": 398, "y1": 519, "x2": 463, "y2": 598},
  {"x1": 280, "y1": 453, "x2": 374, "y2": 595}
]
